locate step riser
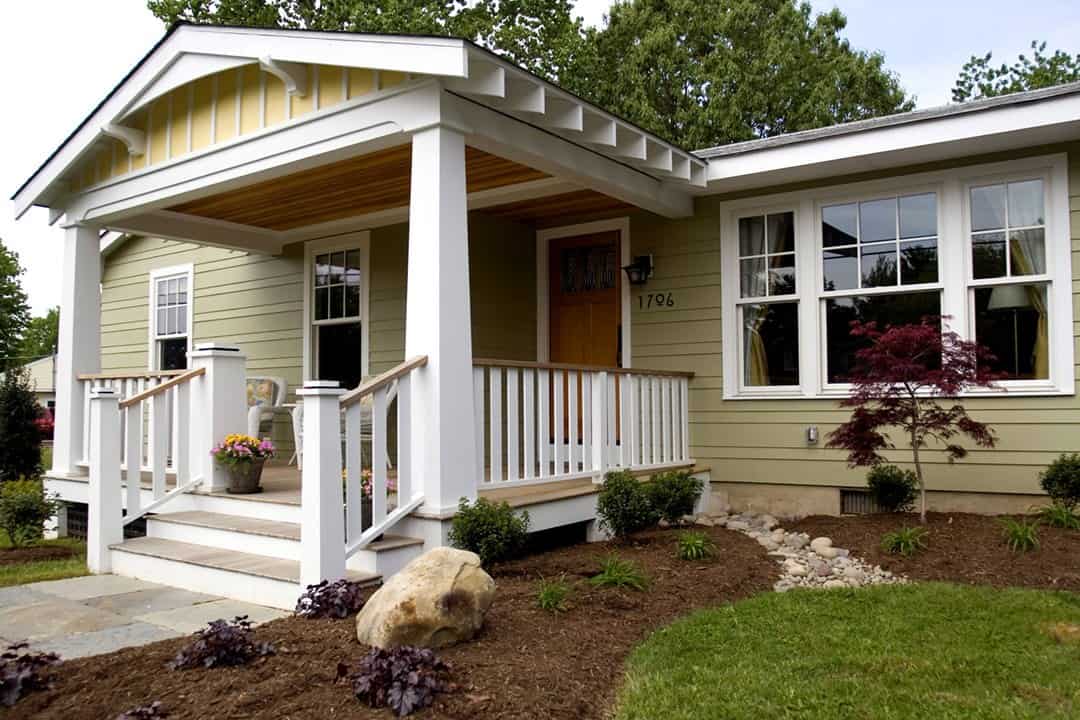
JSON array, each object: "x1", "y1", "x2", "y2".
[
  {"x1": 188, "y1": 494, "x2": 300, "y2": 524},
  {"x1": 347, "y1": 543, "x2": 424, "y2": 578},
  {"x1": 146, "y1": 519, "x2": 300, "y2": 561},
  {"x1": 110, "y1": 550, "x2": 300, "y2": 611}
]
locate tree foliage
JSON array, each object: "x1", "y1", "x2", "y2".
[
  {"x1": 18, "y1": 308, "x2": 58, "y2": 363},
  {"x1": 0, "y1": 366, "x2": 43, "y2": 482},
  {"x1": 824, "y1": 319, "x2": 999, "y2": 522},
  {"x1": 0, "y1": 241, "x2": 30, "y2": 373},
  {"x1": 953, "y1": 41, "x2": 1080, "y2": 103}
]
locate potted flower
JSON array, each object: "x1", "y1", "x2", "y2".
[{"x1": 212, "y1": 434, "x2": 275, "y2": 494}]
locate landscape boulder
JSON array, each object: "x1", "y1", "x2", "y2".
[{"x1": 355, "y1": 547, "x2": 495, "y2": 649}]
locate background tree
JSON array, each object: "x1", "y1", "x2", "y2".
[
  {"x1": 0, "y1": 241, "x2": 31, "y2": 373},
  {"x1": 18, "y1": 308, "x2": 59, "y2": 362},
  {"x1": 953, "y1": 41, "x2": 1080, "y2": 102},
  {"x1": 825, "y1": 320, "x2": 999, "y2": 522},
  {"x1": 0, "y1": 366, "x2": 43, "y2": 482}
]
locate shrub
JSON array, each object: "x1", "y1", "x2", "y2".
[
  {"x1": 1035, "y1": 502, "x2": 1080, "y2": 530},
  {"x1": 536, "y1": 576, "x2": 570, "y2": 613},
  {"x1": 596, "y1": 470, "x2": 658, "y2": 539},
  {"x1": 1039, "y1": 453, "x2": 1080, "y2": 510},
  {"x1": 167, "y1": 616, "x2": 274, "y2": 670},
  {"x1": 1, "y1": 643, "x2": 59, "y2": 707},
  {"x1": 448, "y1": 497, "x2": 529, "y2": 566},
  {"x1": 1001, "y1": 518, "x2": 1040, "y2": 553},
  {"x1": 33, "y1": 414, "x2": 53, "y2": 442},
  {"x1": 337, "y1": 646, "x2": 450, "y2": 716},
  {"x1": 0, "y1": 479, "x2": 58, "y2": 548},
  {"x1": 880, "y1": 526, "x2": 929, "y2": 557},
  {"x1": 866, "y1": 465, "x2": 918, "y2": 513},
  {"x1": 589, "y1": 555, "x2": 649, "y2": 591},
  {"x1": 0, "y1": 367, "x2": 43, "y2": 482},
  {"x1": 676, "y1": 531, "x2": 715, "y2": 561},
  {"x1": 645, "y1": 471, "x2": 703, "y2": 523},
  {"x1": 295, "y1": 579, "x2": 367, "y2": 619},
  {"x1": 115, "y1": 701, "x2": 169, "y2": 719}
]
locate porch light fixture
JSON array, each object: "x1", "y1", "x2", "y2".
[{"x1": 623, "y1": 255, "x2": 653, "y2": 285}]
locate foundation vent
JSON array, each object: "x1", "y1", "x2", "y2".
[{"x1": 840, "y1": 489, "x2": 882, "y2": 515}]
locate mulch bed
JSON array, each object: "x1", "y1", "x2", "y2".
[
  {"x1": 0, "y1": 545, "x2": 80, "y2": 566},
  {"x1": 790, "y1": 512, "x2": 1080, "y2": 591},
  {"x1": 7, "y1": 525, "x2": 777, "y2": 720}
]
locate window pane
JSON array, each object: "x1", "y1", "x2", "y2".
[
  {"x1": 900, "y1": 193, "x2": 936, "y2": 239},
  {"x1": 329, "y1": 285, "x2": 345, "y2": 319},
  {"x1": 177, "y1": 305, "x2": 187, "y2": 334},
  {"x1": 315, "y1": 287, "x2": 329, "y2": 321},
  {"x1": 740, "y1": 257, "x2": 766, "y2": 298},
  {"x1": 860, "y1": 242, "x2": 897, "y2": 287},
  {"x1": 859, "y1": 198, "x2": 896, "y2": 243},
  {"x1": 156, "y1": 308, "x2": 167, "y2": 337},
  {"x1": 345, "y1": 284, "x2": 360, "y2": 317},
  {"x1": 167, "y1": 278, "x2": 178, "y2": 306},
  {"x1": 972, "y1": 232, "x2": 1006, "y2": 279},
  {"x1": 768, "y1": 254, "x2": 796, "y2": 295},
  {"x1": 742, "y1": 302, "x2": 799, "y2": 386},
  {"x1": 825, "y1": 291, "x2": 941, "y2": 383},
  {"x1": 166, "y1": 306, "x2": 177, "y2": 335},
  {"x1": 317, "y1": 322, "x2": 363, "y2": 390},
  {"x1": 346, "y1": 249, "x2": 363, "y2": 286},
  {"x1": 971, "y1": 184, "x2": 1006, "y2": 231},
  {"x1": 1010, "y1": 229, "x2": 1045, "y2": 275},
  {"x1": 739, "y1": 216, "x2": 765, "y2": 257},
  {"x1": 158, "y1": 338, "x2": 188, "y2": 371},
  {"x1": 974, "y1": 284, "x2": 1048, "y2": 380},
  {"x1": 156, "y1": 280, "x2": 167, "y2": 306},
  {"x1": 315, "y1": 254, "x2": 330, "y2": 286},
  {"x1": 330, "y1": 251, "x2": 346, "y2": 285},
  {"x1": 1008, "y1": 179, "x2": 1044, "y2": 227},
  {"x1": 823, "y1": 246, "x2": 858, "y2": 291},
  {"x1": 822, "y1": 203, "x2": 857, "y2": 247},
  {"x1": 177, "y1": 278, "x2": 188, "y2": 305},
  {"x1": 900, "y1": 239, "x2": 938, "y2": 284},
  {"x1": 767, "y1": 212, "x2": 795, "y2": 254}
]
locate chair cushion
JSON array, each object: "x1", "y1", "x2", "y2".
[{"x1": 247, "y1": 378, "x2": 277, "y2": 408}]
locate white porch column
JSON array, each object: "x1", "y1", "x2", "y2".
[
  {"x1": 297, "y1": 380, "x2": 346, "y2": 587},
  {"x1": 52, "y1": 224, "x2": 101, "y2": 474},
  {"x1": 87, "y1": 389, "x2": 122, "y2": 573},
  {"x1": 188, "y1": 343, "x2": 247, "y2": 492},
  {"x1": 405, "y1": 125, "x2": 478, "y2": 515}
]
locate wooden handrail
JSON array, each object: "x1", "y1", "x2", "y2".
[
  {"x1": 78, "y1": 369, "x2": 187, "y2": 381},
  {"x1": 118, "y1": 367, "x2": 205, "y2": 409},
  {"x1": 472, "y1": 358, "x2": 694, "y2": 379},
  {"x1": 341, "y1": 355, "x2": 428, "y2": 408}
]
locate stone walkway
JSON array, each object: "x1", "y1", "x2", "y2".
[{"x1": 0, "y1": 575, "x2": 288, "y2": 659}]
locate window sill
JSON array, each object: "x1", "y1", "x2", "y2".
[{"x1": 724, "y1": 383, "x2": 1074, "y2": 401}]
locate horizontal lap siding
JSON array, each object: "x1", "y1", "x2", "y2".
[{"x1": 631, "y1": 143, "x2": 1080, "y2": 496}]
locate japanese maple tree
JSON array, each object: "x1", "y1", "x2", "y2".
[{"x1": 825, "y1": 318, "x2": 1000, "y2": 521}]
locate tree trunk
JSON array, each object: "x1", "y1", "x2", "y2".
[{"x1": 910, "y1": 397, "x2": 927, "y2": 523}]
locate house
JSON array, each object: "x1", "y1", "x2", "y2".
[
  {"x1": 12, "y1": 23, "x2": 1079, "y2": 608},
  {"x1": 4, "y1": 354, "x2": 57, "y2": 414}
]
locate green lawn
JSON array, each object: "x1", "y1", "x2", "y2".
[
  {"x1": 40, "y1": 444, "x2": 52, "y2": 471},
  {"x1": 0, "y1": 533, "x2": 87, "y2": 587},
  {"x1": 617, "y1": 583, "x2": 1080, "y2": 720}
]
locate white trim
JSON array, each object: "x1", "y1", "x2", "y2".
[
  {"x1": 535, "y1": 217, "x2": 632, "y2": 367},
  {"x1": 719, "y1": 153, "x2": 1074, "y2": 400},
  {"x1": 147, "y1": 263, "x2": 195, "y2": 371},
  {"x1": 302, "y1": 231, "x2": 371, "y2": 383}
]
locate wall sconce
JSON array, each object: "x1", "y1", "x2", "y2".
[{"x1": 623, "y1": 254, "x2": 653, "y2": 285}]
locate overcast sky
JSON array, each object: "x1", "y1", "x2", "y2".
[{"x1": 2, "y1": 0, "x2": 1077, "y2": 314}]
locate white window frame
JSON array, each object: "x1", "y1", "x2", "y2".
[
  {"x1": 720, "y1": 153, "x2": 1073, "y2": 400},
  {"x1": 302, "y1": 231, "x2": 371, "y2": 383},
  {"x1": 147, "y1": 263, "x2": 194, "y2": 371}
]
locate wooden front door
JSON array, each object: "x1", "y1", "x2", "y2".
[{"x1": 549, "y1": 231, "x2": 621, "y2": 367}]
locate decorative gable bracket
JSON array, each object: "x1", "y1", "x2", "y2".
[
  {"x1": 259, "y1": 56, "x2": 309, "y2": 97},
  {"x1": 101, "y1": 123, "x2": 147, "y2": 157}
]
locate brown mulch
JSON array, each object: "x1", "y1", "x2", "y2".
[
  {"x1": 790, "y1": 512, "x2": 1080, "y2": 591},
  {"x1": 7, "y1": 525, "x2": 777, "y2": 720},
  {"x1": 0, "y1": 545, "x2": 80, "y2": 566}
]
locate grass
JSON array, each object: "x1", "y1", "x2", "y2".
[
  {"x1": 617, "y1": 583, "x2": 1080, "y2": 720},
  {"x1": 589, "y1": 556, "x2": 649, "y2": 591},
  {"x1": 0, "y1": 531, "x2": 88, "y2": 588}
]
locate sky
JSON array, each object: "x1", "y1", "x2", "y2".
[{"x1": 1, "y1": 0, "x2": 1077, "y2": 315}]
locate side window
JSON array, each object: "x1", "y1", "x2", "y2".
[{"x1": 151, "y1": 270, "x2": 191, "y2": 370}]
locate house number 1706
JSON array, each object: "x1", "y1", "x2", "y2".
[{"x1": 639, "y1": 292, "x2": 675, "y2": 309}]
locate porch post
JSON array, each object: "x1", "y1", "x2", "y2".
[
  {"x1": 188, "y1": 343, "x2": 247, "y2": 491},
  {"x1": 405, "y1": 125, "x2": 478, "y2": 515},
  {"x1": 52, "y1": 224, "x2": 101, "y2": 474},
  {"x1": 297, "y1": 380, "x2": 346, "y2": 587},
  {"x1": 87, "y1": 389, "x2": 122, "y2": 573}
]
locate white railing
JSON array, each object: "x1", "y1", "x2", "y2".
[{"x1": 473, "y1": 359, "x2": 693, "y2": 488}]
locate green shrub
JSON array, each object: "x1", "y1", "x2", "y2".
[
  {"x1": 536, "y1": 576, "x2": 570, "y2": 613},
  {"x1": 596, "y1": 470, "x2": 658, "y2": 538},
  {"x1": 880, "y1": 526, "x2": 929, "y2": 557},
  {"x1": 0, "y1": 480, "x2": 57, "y2": 548},
  {"x1": 0, "y1": 367, "x2": 43, "y2": 483},
  {"x1": 866, "y1": 464, "x2": 918, "y2": 513},
  {"x1": 676, "y1": 531, "x2": 715, "y2": 561},
  {"x1": 1039, "y1": 453, "x2": 1080, "y2": 510},
  {"x1": 645, "y1": 471, "x2": 703, "y2": 523},
  {"x1": 1035, "y1": 502, "x2": 1080, "y2": 530},
  {"x1": 589, "y1": 555, "x2": 649, "y2": 591},
  {"x1": 448, "y1": 497, "x2": 529, "y2": 566},
  {"x1": 1000, "y1": 517, "x2": 1040, "y2": 553}
]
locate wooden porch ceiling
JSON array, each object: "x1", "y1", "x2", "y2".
[{"x1": 168, "y1": 144, "x2": 634, "y2": 232}]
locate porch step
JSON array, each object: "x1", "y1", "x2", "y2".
[{"x1": 109, "y1": 536, "x2": 380, "y2": 611}]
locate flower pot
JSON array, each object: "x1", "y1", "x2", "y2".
[{"x1": 226, "y1": 458, "x2": 266, "y2": 494}]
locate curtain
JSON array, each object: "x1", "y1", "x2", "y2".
[
  {"x1": 743, "y1": 306, "x2": 770, "y2": 386},
  {"x1": 1010, "y1": 238, "x2": 1049, "y2": 379}
]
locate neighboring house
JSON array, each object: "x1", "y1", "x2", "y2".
[
  {"x1": 12, "y1": 23, "x2": 1079, "y2": 607},
  {"x1": 4, "y1": 354, "x2": 57, "y2": 414}
]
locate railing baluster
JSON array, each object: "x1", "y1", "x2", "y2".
[
  {"x1": 473, "y1": 367, "x2": 485, "y2": 484},
  {"x1": 174, "y1": 382, "x2": 190, "y2": 484},
  {"x1": 124, "y1": 403, "x2": 142, "y2": 520},
  {"x1": 606, "y1": 373, "x2": 617, "y2": 467},
  {"x1": 82, "y1": 381, "x2": 92, "y2": 465},
  {"x1": 489, "y1": 368, "x2": 503, "y2": 483},
  {"x1": 641, "y1": 377, "x2": 651, "y2": 466},
  {"x1": 372, "y1": 386, "x2": 388, "y2": 527},
  {"x1": 397, "y1": 374, "x2": 412, "y2": 502},
  {"x1": 506, "y1": 368, "x2": 519, "y2": 482},
  {"x1": 149, "y1": 384, "x2": 167, "y2": 500},
  {"x1": 650, "y1": 377, "x2": 660, "y2": 465},
  {"x1": 537, "y1": 369, "x2": 550, "y2": 478},
  {"x1": 660, "y1": 377, "x2": 671, "y2": 463},
  {"x1": 680, "y1": 378, "x2": 690, "y2": 462},
  {"x1": 581, "y1": 373, "x2": 592, "y2": 472},
  {"x1": 523, "y1": 369, "x2": 535, "y2": 481},
  {"x1": 620, "y1": 375, "x2": 632, "y2": 468},
  {"x1": 590, "y1": 371, "x2": 607, "y2": 478},
  {"x1": 567, "y1": 370, "x2": 578, "y2": 472},
  {"x1": 553, "y1": 370, "x2": 564, "y2": 476},
  {"x1": 344, "y1": 403, "x2": 363, "y2": 543}
]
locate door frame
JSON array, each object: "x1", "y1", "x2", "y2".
[{"x1": 536, "y1": 217, "x2": 631, "y2": 367}]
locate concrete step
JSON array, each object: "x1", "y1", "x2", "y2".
[{"x1": 109, "y1": 537, "x2": 380, "y2": 611}]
